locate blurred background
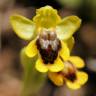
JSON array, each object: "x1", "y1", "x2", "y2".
[{"x1": 1, "y1": 0, "x2": 96, "y2": 96}]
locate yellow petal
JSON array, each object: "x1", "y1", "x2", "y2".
[
  {"x1": 25, "y1": 39, "x2": 38, "y2": 57},
  {"x1": 76, "y1": 71, "x2": 88, "y2": 85},
  {"x1": 48, "y1": 72, "x2": 64, "y2": 86},
  {"x1": 48, "y1": 58, "x2": 64, "y2": 72},
  {"x1": 68, "y1": 56, "x2": 85, "y2": 68},
  {"x1": 33, "y1": 6, "x2": 61, "y2": 28},
  {"x1": 59, "y1": 41, "x2": 70, "y2": 60},
  {"x1": 56, "y1": 16, "x2": 81, "y2": 40},
  {"x1": 35, "y1": 58, "x2": 48, "y2": 73},
  {"x1": 20, "y1": 47, "x2": 37, "y2": 67},
  {"x1": 10, "y1": 15, "x2": 36, "y2": 40},
  {"x1": 64, "y1": 37, "x2": 75, "y2": 51},
  {"x1": 66, "y1": 80, "x2": 81, "y2": 90}
]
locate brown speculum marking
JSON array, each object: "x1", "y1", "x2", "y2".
[
  {"x1": 36, "y1": 30, "x2": 61, "y2": 64},
  {"x1": 65, "y1": 71, "x2": 77, "y2": 82},
  {"x1": 65, "y1": 61, "x2": 77, "y2": 82},
  {"x1": 58, "y1": 61, "x2": 77, "y2": 82}
]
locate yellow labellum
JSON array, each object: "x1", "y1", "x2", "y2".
[
  {"x1": 76, "y1": 71, "x2": 88, "y2": 85},
  {"x1": 35, "y1": 58, "x2": 48, "y2": 73},
  {"x1": 48, "y1": 58, "x2": 64, "y2": 72},
  {"x1": 68, "y1": 56, "x2": 85, "y2": 68},
  {"x1": 66, "y1": 80, "x2": 81, "y2": 90},
  {"x1": 25, "y1": 39, "x2": 38, "y2": 57},
  {"x1": 35, "y1": 57, "x2": 64, "y2": 73},
  {"x1": 59, "y1": 41, "x2": 70, "y2": 60},
  {"x1": 48, "y1": 72, "x2": 64, "y2": 86}
]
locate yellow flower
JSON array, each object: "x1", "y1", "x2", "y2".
[
  {"x1": 25, "y1": 34, "x2": 69, "y2": 73},
  {"x1": 48, "y1": 56, "x2": 88, "y2": 90},
  {"x1": 10, "y1": 6, "x2": 81, "y2": 73}
]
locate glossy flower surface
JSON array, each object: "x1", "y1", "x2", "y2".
[
  {"x1": 48, "y1": 56, "x2": 88, "y2": 90},
  {"x1": 10, "y1": 6, "x2": 81, "y2": 73}
]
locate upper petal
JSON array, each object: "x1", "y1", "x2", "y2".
[
  {"x1": 56, "y1": 16, "x2": 81, "y2": 40},
  {"x1": 10, "y1": 15, "x2": 36, "y2": 40},
  {"x1": 48, "y1": 57, "x2": 64, "y2": 72},
  {"x1": 68, "y1": 56, "x2": 85, "y2": 68},
  {"x1": 33, "y1": 6, "x2": 61, "y2": 28},
  {"x1": 25, "y1": 39, "x2": 38, "y2": 57},
  {"x1": 35, "y1": 58, "x2": 48, "y2": 73}
]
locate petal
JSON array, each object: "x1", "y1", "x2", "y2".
[
  {"x1": 25, "y1": 39, "x2": 38, "y2": 57},
  {"x1": 59, "y1": 41, "x2": 70, "y2": 60},
  {"x1": 66, "y1": 80, "x2": 81, "y2": 90},
  {"x1": 76, "y1": 71, "x2": 88, "y2": 85},
  {"x1": 20, "y1": 47, "x2": 37, "y2": 67},
  {"x1": 68, "y1": 56, "x2": 85, "y2": 68},
  {"x1": 48, "y1": 72, "x2": 64, "y2": 86},
  {"x1": 64, "y1": 37, "x2": 75, "y2": 51},
  {"x1": 33, "y1": 6, "x2": 61, "y2": 28},
  {"x1": 10, "y1": 15, "x2": 36, "y2": 40},
  {"x1": 35, "y1": 58, "x2": 48, "y2": 73},
  {"x1": 48, "y1": 58, "x2": 64, "y2": 72},
  {"x1": 56, "y1": 16, "x2": 81, "y2": 40}
]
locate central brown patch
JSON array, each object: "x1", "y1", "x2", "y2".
[
  {"x1": 36, "y1": 39, "x2": 61, "y2": 64},
  {"x1": 58, "y1": 61, "x2": 77, "y2": 82},
  {"x1": 65, "y1": 61, "x2": 77, "y2": 82},
  {"x1": 65, "y1": 72, "x2": 77, "y2": 82}
]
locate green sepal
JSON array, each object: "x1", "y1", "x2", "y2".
[
  {"x1": 56, "y1": 16, "x2": 81, "y2": 40},
  {"x1": 10, "y1": 15, "x2": 36, "y2": 40}
]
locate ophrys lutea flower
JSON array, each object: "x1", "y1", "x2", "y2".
[
  {"x1": 10, "y1": 6, "x2": 81, "y2": 73},
  {"x1": 23, "y1": 28, "x2": 70, "y2": 73},
  {"x1": 48, "y1": 56, "x2": 88, "y2": 90}
]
